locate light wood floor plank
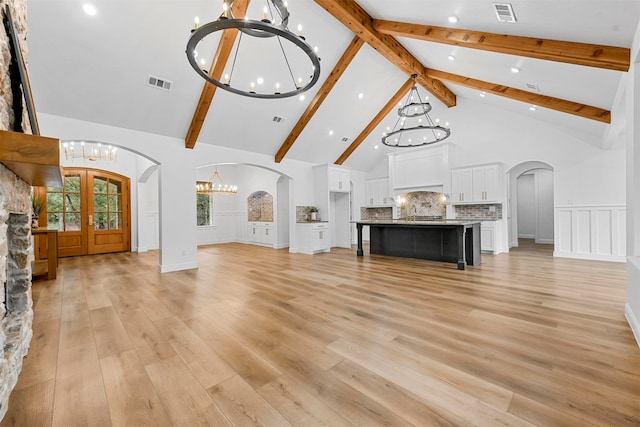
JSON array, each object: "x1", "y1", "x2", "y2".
[
  {"x1": 257, "y1": 375, "x2": 354, "y2": 427},
  {"x1": 90, "y1": 306, "x2": 134, "y2": 359},
  {"x1": 0, "y1": 379, "x2": 55, "y2": 427},
  {"x1": 153, "y1": 316, "x2": 236, "y2": 389},
  {"x1": 3, "y1": 240, "x2": 639, "y2": 426},
  {"x1": 100, "y1": 349, "x2": 172, "y2": 427},
  {"x1": 144, "y1": 355, "x2": 231, "y2": 426},
  {"x1": 208, "y1": 375, "x2": 293, "y2": 426}
]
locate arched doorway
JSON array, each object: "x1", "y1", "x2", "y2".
[{"x1": 507, "y1": 161, "x2": 554, "y2": 248}]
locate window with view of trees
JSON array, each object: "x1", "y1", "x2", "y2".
[
  {"x1": 47, "y1": 175, "x2": 81, "y2": 231},
  {"x1": 196, "y1": 182, "x2": 213, "y2": 226}
]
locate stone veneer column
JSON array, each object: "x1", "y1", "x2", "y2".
[{"x1": 0, "y1": 0, "x2": 35, "y2": 420}]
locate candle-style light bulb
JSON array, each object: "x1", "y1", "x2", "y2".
[
  {"x1": 194, "y1": 16, "x2": 199, "y2": 29},
  {"x1": 263, "y1": 5, "x2": 268, "y2": 20},
  {"x1": 200, "y1": 58, "x2": 206, "y2": 70},
  {"x1": 250, "y1": 82, "x2": 255, "y2": 93},
  {"x1": 222, "y1": 2, "x2": 229, "y2": 18},
  {"x1": 297, "y1": 77, "x2": 302, "y2": 88},
  {"x1": 223, "y1": 74, "x2": 229, "y2": 84},
  {"x1": 297, "y1": 24, "x2": 302, "y2": 36},
  {"x1": 275, "y1": 82, "x2": 280, "y2": 94}
]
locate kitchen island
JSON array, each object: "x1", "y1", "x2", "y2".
[{"x1": 354, "y1": 220, "x2": 481, "y2": 270}]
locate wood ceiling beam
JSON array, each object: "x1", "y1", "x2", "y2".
[
  {"x1": 335, "y1": 77, "x2": 415, "y2": 165},
  {"x1": 314, "y1": 0, "x2": 456, "y2": 108},
  {"x1": 185, "y1": 0, "x2": 250, "y2": 149},
  {"x1": 274, "y1": 36, "x2": 365, "y2": 163},
  {"x1": 373, "y1": 20, "x2": 630, "y2": 72},
  {"x1": 425, "y1": 69, "x2": 611, "y2": 123}
]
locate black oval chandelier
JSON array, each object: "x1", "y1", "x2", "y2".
[
  {"x1": 382, "y1": 74, "x2": 451, "y2": 147},
  {"x1": 186, "y1": 0, "x2": 321, "y2": 99}
]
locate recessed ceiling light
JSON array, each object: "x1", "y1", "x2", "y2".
[
  {"x1": 329, "y1": 130, "x2": 334, "y2": 136},
  {"x1": 299, "y1": 95, "x2": 305, "y2": 101},
  {"x1": 358, "y1": 93, "x2": 364, "y2": 99},
  {"x1": 479, "y1": 92, "x2": 486, "y2": 97},
  {"x1": 510, "y1": 66, "x2": 520, "y2": 73},
  {"x1": 448, "y1": 16, "x2": 458, "y2": 23},
  {"x1": 83, "y1": 3, "x2": 97, "y2": 16},
  {"x1": 257, "y1": 77, "x2": 264, "y2": 85},
  {"x1": 374, "y1": 144, "x2": 379, "y2": 149},
  {"x1": 447, "y1": 55, "x2": 456, "y2": 61},
  {"x1": 529, "y1": 105, "x2": 537, "y2": 111}
]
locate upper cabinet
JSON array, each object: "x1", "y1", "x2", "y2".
[
  {"x1": 328, "y1": 166, "x2": 350, "y2": 192},
  {"x1": 365, "y1": 178, "x2": 391, "y2": 206},
  {"x1": 451, "y1": 163, "x2": 503, "y2": 204}
]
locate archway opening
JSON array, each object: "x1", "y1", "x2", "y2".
[{"x1": 507, "y1": 161, "x2": 554, "y2": 249}]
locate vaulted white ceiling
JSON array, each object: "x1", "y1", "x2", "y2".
[{"x1": 26, "y1": 0, "x2": 640, "y2": 172}]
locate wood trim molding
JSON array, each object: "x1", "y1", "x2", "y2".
[
  {"x1": 274, "y1": 36, "x2": 365, "y2": 163},
  {"x1": 425, "y1": 69, "x2": 611, "y2": 123},
  {"x1": 314, "y1": 0, "x2": 456, "y2": 107},
  {"x1": 335, "y1": 77, "x2": 414, "y2": 165},
  {"x1": 184, "y1": 0, "x2": 250, "y2": 149},
  {"x1": 373, "y1": 20, "x2": 630, "y2": 72}
]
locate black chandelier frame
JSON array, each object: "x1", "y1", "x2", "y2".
[
  {"x1": 382, "y1": 75, "x2": 451, "y2": 147},
  {"x1": 186, "y1": 0, "x2": 321, "y2": 99}
]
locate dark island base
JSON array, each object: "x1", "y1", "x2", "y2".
[{"x1": 356, "y1": 222, "x2": 481, "y2": 270}]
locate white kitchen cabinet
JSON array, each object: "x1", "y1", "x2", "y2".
[
  {"x1": 451, "y1": 163, "x2": 502, "y2": 204},
  {"x1": 472, "y1": 165, "x2": 499, "y2": 202},
  {"x1": 247, "y1": 222, "x2": 275, "y2": 247},
  {"x1": 480, "y1": 221, "x2": 495, "y2": 252},
  {"x1": 365, "y1": 178, "x2": 391, "y2": 206},
  {"x1": 328, "y1": 166, "x2": 350, "y2": 192},
  {"x1": 296, "y1": 222, "x2": 330, "y2": 254},
  {"x1": 451, "y1": 168, "x2": 473, "y2": 203}
]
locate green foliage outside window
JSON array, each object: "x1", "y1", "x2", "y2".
[{"x1": 196, "y1": 182, "x2": 212, "y2": 226}]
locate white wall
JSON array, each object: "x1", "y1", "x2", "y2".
[
  {"x1": 517, "y1": 174, "x2": 535, "y2": 238},
  {"x1": 536, "y1": 169, "x2": 554, "y2": 243},
  {"x1": 40, "y1": 113, "x2": 319, "y2": 272}
]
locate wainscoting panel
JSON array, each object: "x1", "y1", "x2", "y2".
[{"x1": 554, "y1": 205, "x2": 625, "y2": 262}]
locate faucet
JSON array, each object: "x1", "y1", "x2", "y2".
[{"x1": 407, "y1": 205, "x2": 417, "y2": 222}]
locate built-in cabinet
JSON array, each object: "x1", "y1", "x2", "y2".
[
  {"x1": 451, "y1": 163, "x2": 502, "y2": 204},
  {"x1": 247, "y1": 222, "x2": 274, "y2": 247},
  {"x1": 313, "y1": 164, "x2": 351, "y2": 249},
  {"x1": 328, "y1": 166, "x2": 350, "y2": 192},
  {"x1": 365, "y1": 178, "x2": 391, "y2": 206},
  {"x1": 481, "y1": 221, "x2": 495, "y2": 253},
  {"x1": 480, "y1": 220, "x2": 506, "y2": 254},
  {"x1": 296, "y1": 222, "x2": 330, "y2": 254}
]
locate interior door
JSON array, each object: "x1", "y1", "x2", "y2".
[{"x1": 45, "y1": 167, "x2": 130, "y2": 257}]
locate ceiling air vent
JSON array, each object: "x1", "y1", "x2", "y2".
[
  {"x1": 525, "y1": 83, "x2": 540, "y2": 92},
  {"x1": 147, "y1": 75, "x2": 172, "y2": 91},
  {"x1": 493, "y1": 3, "x2": 517, "y2": 23},
  {"x1": 341, "y1": 137, "x2": 349, "y2": 142},
  {"x1": 272, "y1": 116, "x2": 286, "y2": 124}
]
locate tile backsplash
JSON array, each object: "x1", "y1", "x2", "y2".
[
  {"x1": 455, "y1": 204, "x2": 502, "y2": 220},
  {"x1": 361, "y1": 207, "x2": 393, "y2": 220}
]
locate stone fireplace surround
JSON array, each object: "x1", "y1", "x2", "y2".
[{"x1": 0, "y1": 0, "x2": 35, "y2": 420}]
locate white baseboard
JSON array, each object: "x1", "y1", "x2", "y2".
[
  {"x1": 518, "y1": 234, "x2": 535, "y2": 239},
  {"x1": 625, "y1": 303, "x2": 640, "y2": 349},
  {"x1": 535, "y1": 238, "x2": 554, "y2": 244},
  {"x1": 137, "y1": 246, "x2": 147, "y2": 253},
  {"x1": 159, "y1": 261, "x2": 198, "y2": 273},
  {"x1": 553, "y1": 250, "x2": 625, "y2": 263}
]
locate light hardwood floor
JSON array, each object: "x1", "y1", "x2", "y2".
[{"x1": 2, "y1": 240, "x2": 639, "y2": 426}]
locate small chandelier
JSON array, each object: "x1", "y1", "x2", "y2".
[
  {"x1": 196, "y1": 168, "x2": 238, "y2": 194},
  {"x1": 62, "y1": 141, "x2": 117, "y2": 163},
  {"x1": 186, "y1": 0, "x2": 321, "y2": 99},
  {"x1": 382, "y1": 74, "x2": 451, "y2": 147}
]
